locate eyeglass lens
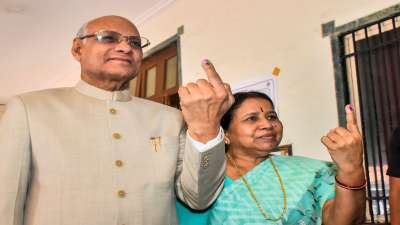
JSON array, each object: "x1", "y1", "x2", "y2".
[{"x1": 96, "y1": 31, "x2": 143, "y2": 49}]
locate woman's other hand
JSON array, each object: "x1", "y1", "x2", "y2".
[{"x1": 321, "y1": 104, "x2": 365, "y2": 186}]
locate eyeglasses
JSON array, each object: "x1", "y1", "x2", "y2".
[{"x1": 78, "y1": 30, "x2": 150, "y2": 49}]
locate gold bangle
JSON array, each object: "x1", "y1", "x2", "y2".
[{"x1": 335, "y1": 176, "x2": 367, "y2": 190}]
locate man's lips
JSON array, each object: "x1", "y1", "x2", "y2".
[{"x1": 107, "y1": 57, "x2": 132, "y2": 64}]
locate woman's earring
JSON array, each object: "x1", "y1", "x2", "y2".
[{"x1": 224, "y1": 137, "x2": 230, "y2": 145}]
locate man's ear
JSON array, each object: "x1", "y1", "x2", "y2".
[{"x1": 71, "y1": 38, "x2": 82, "y2": 61}]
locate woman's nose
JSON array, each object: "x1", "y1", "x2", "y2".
[{"x1": 259, "y1": 118, "x2": 274, "y2": 130}]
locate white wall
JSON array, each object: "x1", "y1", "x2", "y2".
[{"x1": 138, "y1": 0, "x2": 399, "y2": 160}]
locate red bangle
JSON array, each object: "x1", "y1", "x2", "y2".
[{"x1": 335, "y1": 176, "x2": 367, "y2": 190}]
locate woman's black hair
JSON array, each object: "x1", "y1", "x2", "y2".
[{"x1": 220, "y1": 91, "x2": 274, "y2": 131}]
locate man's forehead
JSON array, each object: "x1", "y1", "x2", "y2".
[{"x1": 86, "y1": 16, "x2": 139, "y2": 35}]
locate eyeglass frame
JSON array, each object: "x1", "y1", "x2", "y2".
[{"x1": 78, "y1": 30, "x2": 151, "y2": 49}]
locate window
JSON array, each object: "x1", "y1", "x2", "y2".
[
  {"x1": 130, "y1": 41, "x2": 180, "y2": 109},
  {"x1": 326, "y1": 4, "x2": 400, "y2": 224}
]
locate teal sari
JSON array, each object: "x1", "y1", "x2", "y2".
[{"x1": 177, "y1": 156, "x2": 336, "y2": 225}]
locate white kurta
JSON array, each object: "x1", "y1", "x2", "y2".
[{"x1": 0, "y1": 81, "x2": 225, "y2": 225}]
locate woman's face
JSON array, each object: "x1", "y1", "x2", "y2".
[{"x1": 226, "y1": 97, "x2": 283, "y2": 156}]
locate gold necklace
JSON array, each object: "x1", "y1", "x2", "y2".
[{"x1": 227, "y1": 153, "x2": 287, "y2": 222}]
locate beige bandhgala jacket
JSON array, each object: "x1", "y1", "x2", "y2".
[{"x1": 0, "y1": 81, "x2": 225, "y2": 225}]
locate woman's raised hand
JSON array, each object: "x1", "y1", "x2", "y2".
[{"x1": 321, "y1": 105, "x2": 365, "y2": 185}]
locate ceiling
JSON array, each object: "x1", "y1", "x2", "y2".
[{"x1": 0, "y1": 0, "x2": 174, "y2": 104}]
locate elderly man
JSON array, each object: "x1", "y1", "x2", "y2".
[{"x1": 0, "y1": 15, "x2": 233, "y2": 225}]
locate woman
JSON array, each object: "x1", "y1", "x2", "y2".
[{"x1": 177, "y1": 91, "x2": 366, "y2": 225}]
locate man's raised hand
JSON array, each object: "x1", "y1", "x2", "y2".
[{"x1": 178, "y1": 59, "x2": 234, "y2": 143}]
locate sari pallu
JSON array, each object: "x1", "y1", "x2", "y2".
[{"x1": 207, "y1": 156, "x2": 336, "y2": 225}]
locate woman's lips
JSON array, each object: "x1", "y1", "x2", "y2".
[{"x1": 257, "y1": 134, "x2": 274, "y2": 140}]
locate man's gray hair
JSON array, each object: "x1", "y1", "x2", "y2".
[{"x1": 76, "y1": 22, "x2": 88, "y2": 37}]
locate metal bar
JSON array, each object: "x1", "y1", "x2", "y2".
[
  {"x1": 342, "y1": 37, "x2": 400, "y2": 59},
  {"x1": 360, "y1": 26, "x2": 383, "y2": 219},
  {"x1": 390, "y1": 18, "x2": 400, "y2": 128},
  {"x1": 349, "y1": 31, "x2": 376, "y2": 222},
  {"x1": 331, "y1": 35, "x2": 349, "y2": 127},
  {"x1": 339, "y1": 10, "x2": 400, "y2": 37},
  {"x1": 376, "y1": 22, "x2": 390, "y2": 222},
  {"x1": 356, "y1": 28, "x2": 381, "y2": 220},
  {"x1": 362, "y1": 132, "x2": 376, "y2": 223},
  {"x1": 377, "y1": 22, "x2": 394, "y2": 136}
]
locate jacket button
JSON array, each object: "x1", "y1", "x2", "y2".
[
  {"x1": 115, "y1": 160, "x2": 123, "y2": 167},
  {"x1": 113, "y1": 133, "x2": 121, "y2": 139},
  {"x1": 117, "y1": 190, "x2": 126, "y2": 198},
  {"x1": 109, "y1": 108, "x2": 117, "y2": 114}
]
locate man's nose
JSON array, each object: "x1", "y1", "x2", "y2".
[{"x1": 114, "y1": 37, "x2": 133, "y2": 53}]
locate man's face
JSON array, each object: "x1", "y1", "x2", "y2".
[{"x1": 73, "y1": 17, "x2": 143, "y2": 84}]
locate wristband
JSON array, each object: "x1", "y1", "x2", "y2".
[{"x1": 335, "y1": 176, "x2": 367, "y2": 190}]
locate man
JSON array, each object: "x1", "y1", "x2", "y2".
[
  {"x1": 388, "y1": 127, "x2": 400, "y2": 225},
  {"x1": 0, "y1": 15, "x2": 234, "y2": 225}
]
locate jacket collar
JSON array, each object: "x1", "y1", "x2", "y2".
[{"x1": 75, "y1": 80, "x2": 132, "y2": 102}]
